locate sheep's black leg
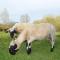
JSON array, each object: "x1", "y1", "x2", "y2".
[
  {"x1": 26, "y1": 41, "x2": 31, "y2": 54},
  {"x1": 49, "y1": 34, "x2": 55, "y2": 52},
  {"x1": 51, "y1": 46, "x2": 55, "y2": 52},
  {"x1": 25, "y1": 40, "x2": 28, "y2": 47}
]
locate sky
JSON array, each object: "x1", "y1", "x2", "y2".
[{"x1": 0, "y1": 0, "x2": 60, "y2": 22}]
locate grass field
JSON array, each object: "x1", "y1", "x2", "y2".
[{"x1": 0, "y1": 32, "x2": 60, "y2": 60}]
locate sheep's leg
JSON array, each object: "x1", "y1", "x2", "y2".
[
  {"x1": 50, "y1": 34, "x2": 55, "y2": 52},
  {"x1": 51, "y1": 38, "x2": 55, "y2": 52},
  {"x1": 26, "y1": 37, "x2": 35, "y2": 54},
  {"x1": 26, "y1": 41, "x2": 31, "y2": 54}
]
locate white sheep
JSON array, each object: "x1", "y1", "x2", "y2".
[{"x1": 9, "y1": 23, "x2": 56, "y2": 55}]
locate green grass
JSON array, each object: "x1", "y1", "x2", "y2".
[{"x1": 0, "y1": 32, "x2": 60, "y2": 60}]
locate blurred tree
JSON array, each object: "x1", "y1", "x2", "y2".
[
  {"x1": 20, "y1": 14, "x2": 30, "y2": 23},
  {"x1": 33, "y1": 16, "x2": 60, "y2": 32},
  {"x1": 44, "y1": 16, "x2": 60, "y2": 32},
  {"x1": 0, "y1": 8, "x2": 10, "y2": 24}
]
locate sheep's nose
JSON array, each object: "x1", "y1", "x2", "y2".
[{"x1": 9, "y1": 46, "x2": 16, "y2": 55}]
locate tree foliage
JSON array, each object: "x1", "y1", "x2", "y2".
[
  {"x1": 34, "y1": 16, "x2": 60, "y2": 32},
  {"x1": 0, "y1": 8, "x2": 10, "y2": 23},
  {"x1": 20, "y1": 14, "x2": 30, "y2": 23}
]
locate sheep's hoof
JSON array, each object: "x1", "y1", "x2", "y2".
[
  {"x1": 27, "y1": 48, "x2": 31, "y2": 55},
  {"x1": 51, "y1": 48, "x2": 53, "y2": 52},
  {"x1": 50, "y1": 46, "x2": 55, "y2": 52}
]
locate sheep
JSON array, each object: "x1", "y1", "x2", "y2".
[{"x1": 9, "y1": 23, "x2": 56, "y2": 55}]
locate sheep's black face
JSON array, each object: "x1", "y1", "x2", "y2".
[
  {"x1": 10, "y1": 29, "x2": 17, "y2": 38},
  {"x1": 9, "y1": 44, "x2": 18, "y2": 55}
]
